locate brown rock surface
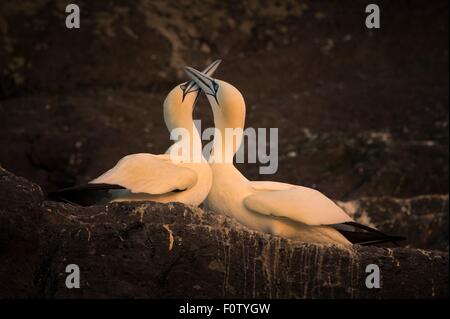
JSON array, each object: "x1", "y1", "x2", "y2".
[{"x1": 0, "y1": 167, "x2": 448, "y2": 298}]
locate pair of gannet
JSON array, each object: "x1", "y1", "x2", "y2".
[{"x1": 52, "y1": 60, "x2": 403, "y2": 245}]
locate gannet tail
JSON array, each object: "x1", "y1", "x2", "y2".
[
  {"x1": 333, "y1": 221, "x2": 406, "y2": 246},
  {"x1": 49, "y1": 183, "x2": 127, "y2": 206}
]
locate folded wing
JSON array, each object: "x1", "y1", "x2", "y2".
[
  {"x1": 245, "y1": 182, "x2": 405, "y2": 245},
  {"x1": 92, "y1": 153, "x2": 198, "y2": 194},
  {"x1": 244, "y1": 184, "x2": 353, "y2": 226}
]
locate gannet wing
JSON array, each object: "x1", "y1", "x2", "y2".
[
  {"x1": 244, "y1": 184, "x2": 353, "y2": 226},
  {"x1": 245, "y1": 183, "x2": 405, "y2": 244},
  {"x1": 91, "y1": 153, "x2": 198, "y2": 194}
]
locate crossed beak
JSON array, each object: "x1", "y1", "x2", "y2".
[
  {"x1": 180, "y1": 59, "x2": 221, "y2": 101},
  {"x1": 184, "y1": 66, "x2": 220, "y2": 104}
]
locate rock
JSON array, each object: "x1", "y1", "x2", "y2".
[
  {"x1": 338, "y1": 195, "x2": 449, "y2": 251},
  {"x1": 0, "y1": 168, "x2": 447, "y2": 298},
  {"x1": 0, "y1": 166, "x2": 44, "y2": 297}
]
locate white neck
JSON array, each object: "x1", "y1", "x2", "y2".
[
  {"x1": 209, "y1": 101, "x2": 245, "y2": 164},
  {"x1": 166, "y1": 120, "x2": 204, "y2": 163}
]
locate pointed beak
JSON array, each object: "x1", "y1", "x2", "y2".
[
  {"x1": 203, "y1": 59, "x2": 222, "y2": 76},
  {"x1": 184, "y1": 66, "x2": 219, "y2": 98},
  {"x1": 180, "y1": 60, "x2": 221, "y2": 101}
]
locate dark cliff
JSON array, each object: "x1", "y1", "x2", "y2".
[{"x1": 1, "y1": 167, "x2": 447, "y2": 298}]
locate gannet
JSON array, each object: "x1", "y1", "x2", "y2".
[
  {"x1": 184, "y1": 66, "x2": 405, "y2": 245},
  {"x1": 49, "y1": 61, "x2": 221, "y2": 207}
]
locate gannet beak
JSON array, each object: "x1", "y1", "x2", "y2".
[
  {"x1": 180, "y1": 60, "x2": 221, "y2": 101},
  {"x1": 204, "y1": 59, "x2": 222, "y2": 76},
  {"x1": 184, "y1": 66, "x2": 219, "y2": 101}
]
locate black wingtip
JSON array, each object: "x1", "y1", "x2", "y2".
[
  {"x1": 48, "y1": 183, "x2": 126, "y2": 207},
  {"x1": 335, "y1": 222, "x2": 406, "y2": 246},
  {"x1": 358, "y1": 235, "x2": 406, "y2": 246}
]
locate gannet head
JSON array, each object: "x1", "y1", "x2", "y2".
[
  {"x1": 183, "y1": 66, "x2": 246, "y2": 131},
  {"x1": 163, "y1": 60, "x2": 221, "y2": 132}
]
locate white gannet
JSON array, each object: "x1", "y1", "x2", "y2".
[
  {"x1": 49, "y1": 61, "x2": 221, "y2": 207},
  {"x1": 184, "y1": 66, "x2": 404, "y2": 245}
]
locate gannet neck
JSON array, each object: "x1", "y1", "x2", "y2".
[
  {"x1": 168, "y1": 122, "x2": 203, "y2": 158},
  {"x1": 163, "y1": 85, "x2": 196, "y2": 133},
  {"x1": 163, "y1": 85, "x2": 204, "y2": 162},
  {"x1": 207, "y1": 80, "x2": 246, "y2": 164}
]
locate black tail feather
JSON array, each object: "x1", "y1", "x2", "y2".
[
  {"x1": 334, "y1": 221, "x2": 406, "y2": 245},
  {"x1": 48, "y1": 183, "x2": 126, "y2": 206}
]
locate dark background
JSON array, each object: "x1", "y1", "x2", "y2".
[
  {"x1": 0, "y1": 0, "x2": 448, "y2": 201},
  {"x1": 0, "y1": 1, "x2": 449, "y2": 299}
]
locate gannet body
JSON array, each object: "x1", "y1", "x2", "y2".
[
  {"x1": 184, "y1": 66, "x2": 404, "y2": 245},
  {"x1": 50, "y1": 61, "x2": 221, "y2": 207},
  {"x1": 206, "y1": 162, "x2": 352, "y2": 244}
]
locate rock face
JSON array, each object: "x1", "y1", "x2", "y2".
[
  {"x1": 0, "y1": 0, "x2": 448, "y2": 299},
  {"x1": 0, "y1": 167, "x2": 448, "y2": 298},
  {"x1": 338, "y1": 196, "x2": 449, "y2": 251}
]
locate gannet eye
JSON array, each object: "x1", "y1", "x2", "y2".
[{"x1": 213, "y1": 81, "x2": 219, "y2": 93}]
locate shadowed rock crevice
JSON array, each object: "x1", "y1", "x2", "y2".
[{"x1": 0, "y1": 167, "x2": 448, "y2": 298}]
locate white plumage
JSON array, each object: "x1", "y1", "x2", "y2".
[
  {"x1": 87, "y1": 82, "x2": 213, "y2": 206},
  {"x1": 52, "y1": 61, "x2": 222, "y2": 207},
  {"x1": 93, "y1": 153, "x2": 198, "y2": 195},
  {"x1": 184, "y1": 66, "x2": 401, "y2": 245}
]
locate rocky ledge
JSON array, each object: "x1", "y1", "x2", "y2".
[{"x1": 0, "y1": 166, "x2": 448, "y2": 298}]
